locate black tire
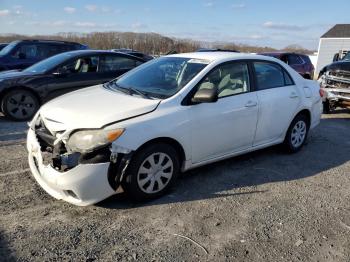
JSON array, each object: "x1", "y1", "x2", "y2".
[
  {"x1": 1, "y1": 89, "x2": 39, "y2": 121},
  {"x1": 323, "y1": 100, "x2": 331, "y2": 114},
  {"x1": 284, "y1": 114, "x2": 310, "y2": 153},
  {"x1": 122, "y1": 143, "x2": 180, "y2": 202}
]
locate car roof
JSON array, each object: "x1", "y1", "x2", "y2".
[
  {"x1": 59, "y1": 50, "x2": 145, "y2": 60},
  {"x1": 17, "y1": 39, "x2": 83, "y2": 45},
  {"x1": 167, "y1": 52, "x2": 276, "y2": 63},
  {"x1": 259, "y1": 51, "x2": 308, "y2": 57},
  {"x1": 196, "y1": 48, "x2": 240, "y2": 53}
]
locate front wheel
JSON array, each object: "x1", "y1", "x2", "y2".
[
  {"x1": 323, "y1": 100, "x2": 332, "y2": 114},
  {"x1": 284, "y1": 114, "x2": 309, "y2": 153},
  {"x1": 122, "y1": 143, "x2": 180, "y2": 202},
  {"x1": 1, "y1": 89, "x2": 39, "y2": 121}
]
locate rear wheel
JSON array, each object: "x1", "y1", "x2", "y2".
[
  {"x1": 284, "y1": 114, "x2": 309, "y2": 153},
  {"x1": 122, "y1": 143, "x2": 180, "y2": 202},
  {"x1": 1, "y1": 89, "x2": 39, "y2": 121}
]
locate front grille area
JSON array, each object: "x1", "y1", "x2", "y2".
[
  {"x1": 33, "y1": 116, "x2": 110, "y2": 171},
  {"x1": 339, "y1": 92, "x2": 350, "y2": 98},
  {"x1": 325, "y1": 79, "x2": 350, "y2": 89},
  {"x1": 34, "y1": 117, "x2": 70, "y2": 171},
  {"x1": 328, "y1": 70, "x2": 350, "y2": 79}
]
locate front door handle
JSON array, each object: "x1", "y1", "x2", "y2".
[
  {"x1": 290, "y1": 92, "x2": 299, "y2": 98},
  {"x1": 245, "y1": 100, "x2": 257, "y2": 107}
]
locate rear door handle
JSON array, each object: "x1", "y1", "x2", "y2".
[
  {"x1": 245, "y1": 100, "x2": 257, "y2": 107},
  {"x1": 290, "y1": 92, "x2": 299, "y2": 98}
]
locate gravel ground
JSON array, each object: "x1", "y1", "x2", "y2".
[{"x1": 0, "y1": 111, "x2": 349, "y2": 262}]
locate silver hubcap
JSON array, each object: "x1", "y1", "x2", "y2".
[
  {"x1": 6, "y1": 93, "x2": 36, "y2": 119},
  {"x1": 291, "y1": 120, "x2": 307, "y2": 148},
  {"x1": 137, "y1": 152, "x2": 173, "y2": 194}
]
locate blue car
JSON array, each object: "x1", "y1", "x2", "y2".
[{"x1": 0, "y1": 39, "x2": 88, "y2": 71}]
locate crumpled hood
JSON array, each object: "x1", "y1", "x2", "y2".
[
  {"x1": 39, "y1": 85, "x2": 160, "y2": 131},
  {"x1": 326, "y1": 60, "x2": 350, "y2": 72}
]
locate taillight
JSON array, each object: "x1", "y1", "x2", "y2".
[{"x1": 319, "y1": 88, "x2": 324, "y2": 97}]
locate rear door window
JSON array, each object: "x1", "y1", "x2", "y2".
[
  {"x1": 99, "y1": 55, "x2": 142, "y2": 72},
  {"x1": 254, "y1": 61, "x2": 294, "y2": 90},
  {"x1": 37, "y1": 44, "x2": 53, "y2": 59}
]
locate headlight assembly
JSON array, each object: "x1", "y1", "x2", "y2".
[{"x1": 67, "y1": 128, "x2": 124, "y2": 153}]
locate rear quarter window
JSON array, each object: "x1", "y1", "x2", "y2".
[
  {"x1": 99, "y1": 55, "x2": 140, "y2": 72},
  {"x1": 300, "y1": 55, "x2": 311, "y2": 64}
]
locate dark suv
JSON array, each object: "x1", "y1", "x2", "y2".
[
  {"x1": 259, "y1": 52, "x2": 314, "y2": 79},
  {"x1": 0, "y1": 40, "x2": 88, "y2": 71}
]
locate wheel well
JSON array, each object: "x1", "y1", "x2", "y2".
[
  {"x1": 135, "y1": 137, "x2": 186, "y2": 165},
  {"x1": 295, "y1": 109, "x2": 311, "y2": 126},
  {"x1": 303, "y1": 74, "x2": 311, "y2": 80},
  {"x1": 0, "y1": 86, "x2": 41, "y2": 106}
]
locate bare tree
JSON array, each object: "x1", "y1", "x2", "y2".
[{"x1": 0, "y1": 32, "x2": 315, "y2": 55}]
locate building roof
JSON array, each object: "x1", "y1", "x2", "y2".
[{"x1": 321, "y1": 24, "x2": 350, "y2": 38}]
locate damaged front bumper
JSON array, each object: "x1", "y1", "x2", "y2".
[
  {"x1": 27, "y1": 125, "x2": 133, "y2": 206},
  {"x1": 320, "y1": 73, "x2": 350, "y2": 107}
]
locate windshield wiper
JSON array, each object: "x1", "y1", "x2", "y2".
[
  {"x1": 111, "y1": 82, "x2": 151, "y2": 99},
  {"x1": 128, "y1": 87, "x2": 151, "y2": 99}
]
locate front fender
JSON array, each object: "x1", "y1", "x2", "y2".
[{"x1": 107, "y1": 104, "x2": 191, "y2": 162}]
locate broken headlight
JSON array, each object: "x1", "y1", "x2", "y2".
[{"x1": 67, "y1": 129, "x2": 124, "y2": 153}]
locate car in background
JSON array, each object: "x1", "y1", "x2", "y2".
[
  {"x1": 26, "y1": 52, "x2": 322, "y2": 206},
  {"x1": 318, "y1": 51, "x2": 350, "y2": 113},
  {"x1": 0, "y1": 43, "x2": 8, "y2": 51},
  {"x1": 0, "y1": 39, "x2": 88, "y2": 71},
  {"x1": 112, "y1": 48, "x2": 154, "y2": 61},
  {"x1": 0, "y1": 50, "x2": 146, "y2": 121},
  {"x1": 259, "y1": 52, "x2": 314, "y2": 79}
]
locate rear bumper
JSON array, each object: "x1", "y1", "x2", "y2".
[
  {"x1": 310, "y1": 98, "x2": 322, "y2": 129},
  {"x1": 27, "y1": 128, "x2": 116, "y2": 206}
]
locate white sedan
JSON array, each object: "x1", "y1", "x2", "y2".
[{"x1": 27, "y1": 52, "x2": 322, "y2": 206}]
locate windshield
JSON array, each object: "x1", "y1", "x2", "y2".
[
  {"x1": 0, "y1": 41, "x2": 18, "y2": 56},
  {"x1": 23, "y1": 53, "x2": 72, "y2": 73},
  {"x1": 342, "y1": 52, "x2": 350, "y2": 61},
  {"x1": 108, "y1": 57, "x2": 209, "y2": 99}
]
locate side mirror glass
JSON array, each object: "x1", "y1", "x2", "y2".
[{"x1": 191, "y1": 88, "x2": 218, "y2": 103}]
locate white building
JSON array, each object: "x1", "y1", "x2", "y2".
[{"x1": 315, "y1": 24, "x2": 350, "y2": 77}]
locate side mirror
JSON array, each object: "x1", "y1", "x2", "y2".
[
  {"x1": 333, "y1": 53, "x2": 340, "y2": 62},
  {"x1": 18, "y1": 53, "x2": 26, "y2": 59},
  {"x1": 191, "y1": 88, "x2": 218, "y2": 103}
]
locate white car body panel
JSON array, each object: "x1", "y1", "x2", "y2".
[
  {"x1": 27, "y1": 128, "x2": 115, "y2": 206},
  {"x1": 39, "y1": 85, "x2": 160, "y2": 131},
  {"x1": 188, "y1": 92, "x2": 258, "y2": 163},
  {"x1": 27, "y1": 52, "x2": 322, "y2": 206},
  {"x1": 253, "y1": 84, "x2": 302, "y2": 146}
]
